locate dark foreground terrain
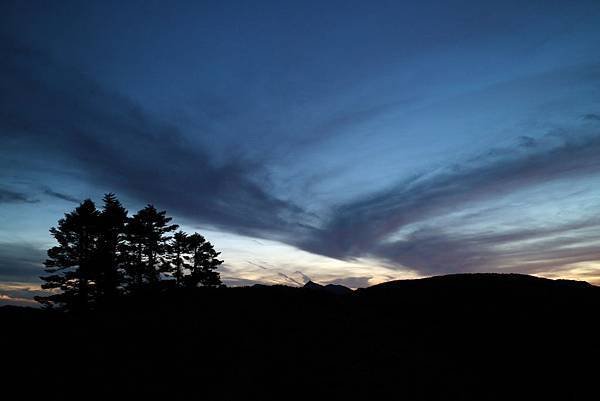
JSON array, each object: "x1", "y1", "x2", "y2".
[{"x1": 2, "y1": 273, "x2": 599, "y2": 400}]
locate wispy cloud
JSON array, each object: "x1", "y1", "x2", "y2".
[
  {"x1": 297, "y1": 124, "x2": 600, "y2": 275},
  {"x1": 0, "y1": 37, "x2": 307, "y2": 238},
  {"x1": 582, "y1": 113, "x2": 600, "y2": 121},
  {"x1": 0, "y1": 187, "x2": 37, "y2": 204},
  {"x1": 42, "y1": 188, "x2": 80, "y2": 203},
  {"x1": 294, "y1": 270, "x2": 312, "y2": 284},
  {"x1": 2, "y1": 28, "x2": 600, "y2": 287},
  {"x1": 276, "y1": 272, "x2": 303, "y2": 286},
  {"x1": 0, "y1": 282, "x2": 45, "y2": 306},
  {"x1": 0, "y1": 242, "x2": 46, "y2": 282},
  {"x1": 375, "y1": 220, "x2": 600, "y2": 275}
]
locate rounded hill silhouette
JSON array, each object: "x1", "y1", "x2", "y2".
[{"x1": 2, "y1": 273, "x2": 598, "y2": 399}]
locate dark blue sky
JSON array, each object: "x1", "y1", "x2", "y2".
[{"x1": 2, "y1": 0, "x2": 600, "y2": 304}]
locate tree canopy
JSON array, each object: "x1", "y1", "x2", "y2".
[{"x1": 36, "y1": 194, "x2": 223, "y2": 311}]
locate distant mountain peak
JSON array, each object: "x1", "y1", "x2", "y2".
[
  {"x1": 303, "y1": 281, "x2": 324, "y2": 290},
  {"x1": 303, "y1": 281, "x2": 353, "y2": 294}
]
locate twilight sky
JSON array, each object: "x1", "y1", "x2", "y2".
[{"x1": 2, "y1": 0, "x2": 600, "y2": 305}]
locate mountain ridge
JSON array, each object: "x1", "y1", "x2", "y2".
[{"x1": 1, "y1": 272, "x2": 599, "y2": 399}]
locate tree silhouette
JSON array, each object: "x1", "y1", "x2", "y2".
[
  {"x1": 96, "y1": 193, "x2": 128, "y2": 301},
  {"x1": 37, "y1": 194, "x2": 223, "y2": 310},
  {"x1": 163, "y1": 231, "x2": 224, "y2": 287},
  {"x1": 36, "y1": 199, "x2": 101, "y2": 311},
  {"x1": 125, "y1": 205, "x2": 179, "y2": 288},
  {"x1": 166, "y1": 231, "x2": 190, "y2": 286},
  {"x1": 187, "y1": 232, "x2": 223, "y2": 288}
]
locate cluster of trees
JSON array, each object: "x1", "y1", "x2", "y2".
[{"x1": 36, "y1": 194, "x2": 223, "y2": 311}]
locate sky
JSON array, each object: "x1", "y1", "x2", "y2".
[{"x1": 1, "y1": 0, "x2": 600, "y2": 305}]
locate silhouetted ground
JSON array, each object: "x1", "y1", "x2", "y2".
[{"x1": 2, "y1": 273, "x2": 598, "y2": 400}]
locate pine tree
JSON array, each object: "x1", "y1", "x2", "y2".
[
  {"x1": 96, "y1": 193, "x2": 128, "y2": 301},
  {"x1": 36, "y1": 199, "x2": 101, "y2": 311},
  {"x1": 168, "y1": 231, "x2": 191, "y2": 287},
  {"x1": 186, "y1": 233, "x2": 223, "y2": 288},
  {"x1": 124, "y1": 205, "x2": 178, "y2": 289},
  {"x1": 37, "y1": 195, "x2": 224, "y2": 310},
  {"x1": 124, "y1": 212, "x2": 145, "y2": 290}
]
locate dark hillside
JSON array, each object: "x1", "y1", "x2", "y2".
[{"x1": 2, "y1": 274, "x2": 598, "y2": 400}]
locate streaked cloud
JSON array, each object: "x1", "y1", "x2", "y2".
[
  {"x1": 42, "y1": 188, "x2": 80, "y2": 204},
  {"x1": 0, "y1": 188, "x2": 37, "y2": 204},
  {"x1": 2, "y1": 1, "x2": 600, "y2": 291},
  {"x1": 299, "y1": 125, "x2": 600, "y2": 276},
  {"x1": 0, "y1": 242, "x2": 46, "y2": 282},
  {"x1": 0, "y1": 37, "x2": 307, "y2": 239}
]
